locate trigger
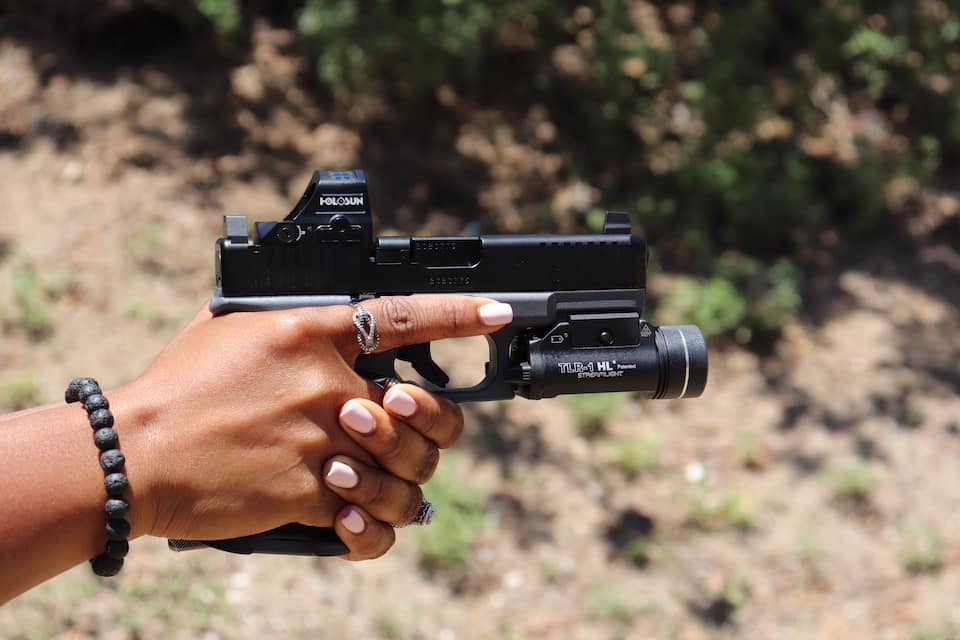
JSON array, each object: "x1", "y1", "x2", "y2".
[{"x1": 396, "y1": 343, "x2": 451, "y2": 388}]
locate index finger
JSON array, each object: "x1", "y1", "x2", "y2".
[{"x1": 317, "y1": 295, "x2": 513, "y2": 356}]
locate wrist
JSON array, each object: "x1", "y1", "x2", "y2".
[{"x1": 104, "y1": 381, "x2": 162, "y2": 539}]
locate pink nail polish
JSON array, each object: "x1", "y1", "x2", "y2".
[
  {"x1": 341, "y1": 508, "x2": 366, "y2": 534},
  {"x1": 326, "y1": 461, "x2": 359, "y2": 488},
  {"x1": 340, "y1": 400, "x2": 376, "y2": 434},
  {"x1": 478, "y1": 302, "x2": 513, "y2": 326},
  {"x1": 384, "y1": 388, "x2": 417, "y2": 417}
]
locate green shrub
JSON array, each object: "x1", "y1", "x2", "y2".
[
  {"x1": 284, "y1": 1, "x2": 958, "y2": 342},
  {"x1": 902, "y1": 407, "x2": 927, "y2": 429},
  {"x1": 298, "y1": 0, "x2": 511, "y2": 100},
  {"x1": 126, "y1": 222, "x2": 166, "y2": 267},
  {"x1": 414, "y1": 455, "x2": 487, "y2": 584},
  {"x1": 719, "y1": 569, "x2": 752, "y2": 612},
  {"x1": 797, "y1": 529, "x2": 823, "y2": 563},
  {"x1": 584, "y1": 584, "x2": 638, "y2": 626},
  {"x1": 565, "y1": 393, "x2": 627, "y2": 438},
  {"x1": 87, "y1": 0, "x2": 957, "y2": 343},
  {"x1": 827, "y1": 462, "x2": 878, "y2": 504},
  {"x1": 603, "y1": 433, "x2": 661, "y2": 477},
  {"x1": 375, "y1": 614, "x2": 404, "y2": 640},
  {"x1": 735, "y1": 429, "x2": 768, "y2": 469},
  {"x1": 913, "y1": 622, "x2": 960, "y2": 640},
  {"x1": 1, "y1": 372, "x2": 44, "y2": 411},
  {"x1": 899, "y1": 523, "x2": 943, "y2": 574},
  {"x1": 193, "y1": 0, "x2": 240, "y2": 34},
  {"x1": 656, "y1": 255, "x2": 800, "y2": 342},
  {"x1": 624, "y1": 537, "x2": 653, "y2": 567},
  {"x1": 657, "y1": 276, "x2": 747, "y2": 338},
  {"x1": 125, "y1": 299, "x2": 173, "y2": 329},
  {"x1": 11, "y1": 263, "x2": 55, "y2": 339},
  {"x1": 687, "y1": 492, "x2": 762, "y2": 531}
]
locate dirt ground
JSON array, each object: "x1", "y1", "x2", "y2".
[{"x1": 1, "y1": 23, "x2": 960, "y2": 640}]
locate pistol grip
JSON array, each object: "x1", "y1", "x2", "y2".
[{"x1": 169, "y1": 524, "x2": 348, "y2": 556}]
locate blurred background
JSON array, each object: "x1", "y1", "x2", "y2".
[{"x1": 0, "y1": 1, "x2": 958, "y2": 638}]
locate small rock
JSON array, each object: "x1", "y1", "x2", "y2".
[
  {"x1": 685, "y1": 461, "x2": 706, "y2": 484},
  {"x1": 586, "y1": 481, "x2": 605, "y2": 500},
  {"x1": 229, "y1": 572, "x2": 251, "y2": 589},
  {"x1": 61, "y1": 161, "x2": 83, "y2": 182},
  {"x1": 502, "y1": 570, "x2": 524, "y2": 590}
]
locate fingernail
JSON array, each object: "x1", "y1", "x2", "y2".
[
  {"x1": 478, "y1": 302, "x2": 513, "y2": 326},
  {"x1": 340, "y1": 400, "x2": 375, "y2": 434},
  {"x1": 384, "y1": 388, "x2": 417, "y2": 417},
  {"x1": 341, "y1": 507, "x2": 366, "y2": 534},
  {"x1": 326, "y1": 460, "x2": 359, "y2": 489}
]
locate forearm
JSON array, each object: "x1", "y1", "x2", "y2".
[{"x1": 0, "y1": 386, "x2": 153, "y2": 603}]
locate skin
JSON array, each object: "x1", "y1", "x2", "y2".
[{"x1": 0, "y1": 295, "x2": 511, "y2": 604}]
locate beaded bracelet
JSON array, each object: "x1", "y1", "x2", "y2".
[{"x1": 65, "y1": 377, "x2": 130, "y2": 577}]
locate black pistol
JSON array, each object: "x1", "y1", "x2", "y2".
[{"x1": 168, "y1": 169, "x2": 707, "y2": 557}]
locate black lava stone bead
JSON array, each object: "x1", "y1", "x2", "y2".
[
  {"x1": 90, "y1": 554, "x2": 123, "y2": 577},
  {"x1": 105, "y1": 539, "x2": 130, "y2": 560},
  {"x1": 104, "y1": 498, "x2": 130, "y2": 519},
  {"x1": 65, "y1": 377, "x2": 98, "y2": 403},
  {"x1": 93, "y1": 428, "x2": 119, "y2": 451},
  {"x1": 105, "y1": 518, "x2": 131, "y2": 541},
  {"x1": 78, "y1": 382, "x2": 102, "y2": 403},
  {"x1": 103, "y1": 473, "x2": 129, "y2": 496},
  {"x1": 99, "y1": 449, "x2": 125, "y2": 473},
  {"x1": 88, "y1": 408, "x2": 114, "y2": 430},
  {"x1": 84, "y1": 394, "x2": 110, "y2": 413}
]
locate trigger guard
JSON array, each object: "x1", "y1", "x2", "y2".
[{"x1": 357, "y1": 330, "x2": 517, "y2": 403}]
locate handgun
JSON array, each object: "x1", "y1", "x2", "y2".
[{"x1": 169, "y1": 169, "x2": 707, "y2": 556}]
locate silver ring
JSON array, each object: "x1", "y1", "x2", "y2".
[
  {"x1": 351, "y1": 303, "x2": 380, "y2": 354},
  {"x1": 379, "y1": 377, "x2": 402, "y2": 391},
  {"x1": 396, "y1": 499, "x2": 435, "y2": 527}
]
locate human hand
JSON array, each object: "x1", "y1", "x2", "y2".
[
  {"x1": 110, "y1": 296, "x2": 511, "y2": 557},
  {"x1": 321, "y1": 382, "x2": 466, "y2": 559}
]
